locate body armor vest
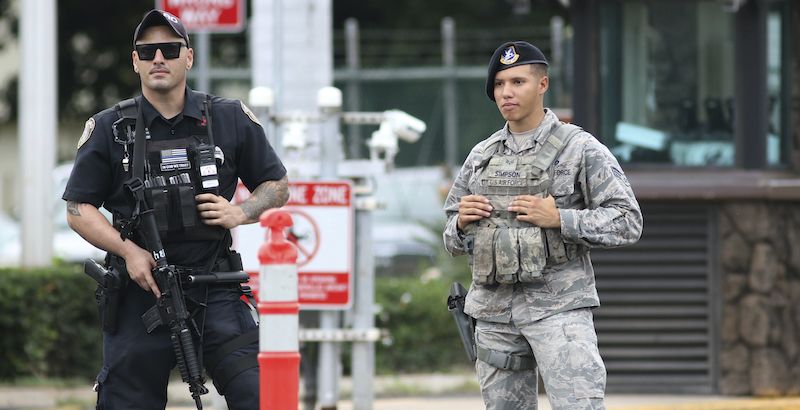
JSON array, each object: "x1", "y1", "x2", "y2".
[
  {"x1": 466, "y1": 123, "x2": 582, "y2": 285},
  {"x1": 113, "y1": 93, "x2": 225, "y2": 244}
]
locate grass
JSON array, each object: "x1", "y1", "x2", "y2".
[{"x1": 1, "y1": 376, "x2": 92, "y2": 388}]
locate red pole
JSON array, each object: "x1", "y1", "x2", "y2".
[{"x1": 258, "y1": 209, "x2": 300, "y2": 410}]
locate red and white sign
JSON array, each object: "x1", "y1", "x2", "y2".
[
  {"x1": 234, "y1": 181, "x2": 354, "y2": 309},
  {"x1": 157, "y1": 0, "x2": 245, "y2": 32}
]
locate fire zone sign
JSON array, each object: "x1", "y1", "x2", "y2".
[{"x1": 233, "y1": 180, "x2": 354, "y2": 309}]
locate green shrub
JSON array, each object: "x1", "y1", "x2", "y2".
[
  {"x1": 373, "y1": 226, "x2": 474, "y2": 374},
  {"x1": 0, "y1": 224, "x2": 476, "y2": 381},
  {"x1": 0, "y1": 264, "x2": 102, "y2": 381}
]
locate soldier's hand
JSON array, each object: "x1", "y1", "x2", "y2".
[
  {"x1": 125, "y1": 247, "x2": 160, "y2": 298},
  {"x1": 509, "y1": 195, "x2": 561, "y2": 228},
  {"x1": 457, "y1": 195, "x2": 492, "y2": 230},
  {"x1": 196, "y1": 193, "x2": 247, "y2": 230}
]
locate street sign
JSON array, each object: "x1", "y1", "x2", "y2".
[
  {"x1": 233, "y1": 180, "x2": 354, "y2": 309},
  {"x1": 156, "y1": 0, "x2": 245, "y2": 32}
]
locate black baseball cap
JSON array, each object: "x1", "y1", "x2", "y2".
[
  {"x1": 133, "y1": 10, "x2": 190, "y2": 47},
  {"x1": 486, "y1": 41, "x2": 548, "y2": 101}
]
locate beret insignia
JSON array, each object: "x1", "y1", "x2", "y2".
[{"x1": 500, "y1": 46, "x2": 520, "y2": 65}]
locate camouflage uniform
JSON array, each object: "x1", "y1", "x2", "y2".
[{"x1": 443, "y1": 108, "x2": 642, "y2": 410}]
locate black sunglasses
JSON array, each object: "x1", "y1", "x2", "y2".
[{"x1": 135, "y1": 42, "x2": 187, "y2": 60}]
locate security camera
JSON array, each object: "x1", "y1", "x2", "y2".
[
  {"x1": 368, "y1": 122, "x2": 399, "y2": 160},
  {"x1": 383, "y1": 110, "x2": 426, "y2": 143}
]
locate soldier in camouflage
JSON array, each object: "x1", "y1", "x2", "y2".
[{"x1": 443, "y1": 41, "x2": 643, "y2": 410}]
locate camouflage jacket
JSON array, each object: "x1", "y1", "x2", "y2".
[{"x1": 442, "y1": 109, "x2": 643, "y2": 323}]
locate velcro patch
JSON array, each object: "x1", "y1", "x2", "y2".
[
  {"x1": 488, "y1": 179, "x2": 527, "y2": 187},
  {"x1": 491, "y1": 170, "x2": 526, "y2": 179},
  {"x1": 612, "y1": 167, "x2": 630, "y2": 186}
]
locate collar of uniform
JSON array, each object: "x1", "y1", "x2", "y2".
[
  {"x1": 531, "y1": 108, "x2": 560, "y2": 147},
  {"x1": 182, "y1": 87, "x2": 204, "y2": 121},
  {"x1": 499, "y1": 108, "x2": 560, "y2": 152},
  {"x1": 139, "y1": 86, "x2": 204, "y2": 127}
]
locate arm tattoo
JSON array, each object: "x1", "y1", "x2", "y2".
[
  {"x1": 66, "y1": 201, "x2": 82, "y2": 217},
  {"x1": 240, "y1": 175, "x2": 290, "y2": 221}
]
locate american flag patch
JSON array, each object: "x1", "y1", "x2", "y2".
[{"x1": 160, "y1": 148, "x2": 191, "y2": 171}]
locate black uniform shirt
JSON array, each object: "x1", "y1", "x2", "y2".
[{"x1": 63, "y1": 86, "x2": 287, "y2": 266}]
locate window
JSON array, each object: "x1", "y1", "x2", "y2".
[
  {"x1": 598, "y1": 0, "x2": 788, "y2": 167},
  {"x1": 767, "y1": 1, "x2": 790, "y2": 166}
]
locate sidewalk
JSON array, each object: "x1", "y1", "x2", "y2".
[{"x1": 2, "y1": 373, "x2": 800, "y2": 410}]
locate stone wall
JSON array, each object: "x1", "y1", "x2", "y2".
[{"x1": 719, "y1": 201, "x2": 800, "y2": 396}]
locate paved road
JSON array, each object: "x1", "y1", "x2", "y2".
[{"x1": 3, "y1": 373, "x2": 800, "y2": 410}]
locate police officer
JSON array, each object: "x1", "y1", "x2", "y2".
[
  {"x1": 63, "y1": 10, "x2": 288, "y2": 410},
  {"x1": 443, "y1": 41, "x2": 643, "y2": 410}
]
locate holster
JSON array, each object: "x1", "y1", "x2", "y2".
[
  {"x1": 84, "y1": 258, "x2": 128, "y2": 334},
  {"x1": 447, "y1": 282, "x2": 477, "y2": 362}
]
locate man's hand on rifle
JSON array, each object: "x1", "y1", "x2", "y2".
[{"x1": 122, "y1": 245, "x2": 160, "y2": 297}]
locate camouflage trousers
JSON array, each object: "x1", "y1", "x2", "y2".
[{"x1": 475, "y1": 297, "x2": 606, "y2": 409}]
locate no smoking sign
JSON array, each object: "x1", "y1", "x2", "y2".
[{"x1": 234, "y1": 181, "x2": 354, "y2": 309}]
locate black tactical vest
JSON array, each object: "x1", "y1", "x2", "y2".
[
  {"x1": 113, "y1": 93, "x2": 225, "y2": 244},
  {"x1": 466, "y1": 122, "x2": 582, "y2": 285}
]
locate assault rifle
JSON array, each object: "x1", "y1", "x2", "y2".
[{"x1": 126, "y1": 175, "x2": 209, "y2": 410}]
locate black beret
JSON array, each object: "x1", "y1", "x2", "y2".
[{"x1": 486, "y1": 41, "x2": 548, "y2": 101}]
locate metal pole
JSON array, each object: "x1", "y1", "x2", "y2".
[
  {"x1": 351, "y1": 193, "x2": 375, "y2": 410},
  {"x1": 550, "y1": 16, "x2": 565, "y2": 108},
  {"x1": 19, "y1": 0, "x2": 56, "y2": 267},
  {"x1": 441, "y1": 17, "x2": 458, "y2": 169},
  {"x1": 317, "y1": 87, "x2": 343, "y2": 410},
  {"x1": 250, "y1": 1, "x2": 281, "y2": 156},
  {"x1": 318, "y1": 87, "x2": 342, "y2": 179},
  {"x1": 195, "y1": 31, "x2": 211, "y2": 93},
  {"x1": 345, "y1": 18, "x2": 362, "y2": 160},
  {"x1": 273, "y1": 0, "x2": 284, "y2": 108},
  {"x1": 317, "y1": 311, "x2": 341, "y2": 410},
  {"x1": 272, "y1": 0, "x2": 284, "y2": 159}
]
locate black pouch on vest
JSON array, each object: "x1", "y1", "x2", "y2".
[{"x1": 143, "y1": 137, "x2": 225, "y2": 243}]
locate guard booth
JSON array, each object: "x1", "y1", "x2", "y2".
[{"x1": 567, "y1": 0, "x2": 800, "y2": 396}]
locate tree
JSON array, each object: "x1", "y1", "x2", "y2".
[
  {"x1": 0, "y1": 1, "x2": 150, "y2": 123},
  {"x1": 0, "y1": 0, "x2": 566, "y2": 123},
  {"x1": 0, "y1": 0, "x2": 18, "y2": 122},
  {"x1": 57, "y1": 2, "x2": 153, "y2": 120}
]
